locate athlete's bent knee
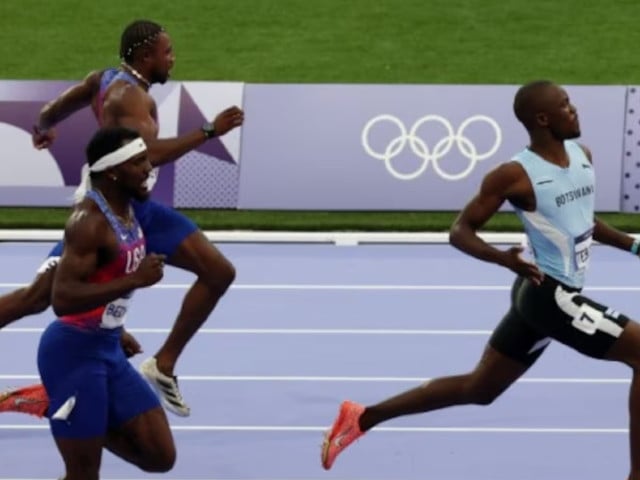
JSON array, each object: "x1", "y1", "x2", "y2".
[
  {"x1": 207, "y1": 256, "x2": 235, "y2": 289},
  {"x1": 195, "y1": 251, "x2": 235, "y2": 293},
  {"x1": 173, "y1": 234, "x2": 236, "y2": 292},
  {"x1": 141, "y1": 447, "x2": 176, "y2": 473}
]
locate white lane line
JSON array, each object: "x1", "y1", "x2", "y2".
[
  {"x1": 0, "y1": 283, "x2": 638, "y2": 291},
  {"x1": 2, "y1": 327, "x2": 494, "y2": 335},
  {"x1": 0, "y1": 374, "x2": 628, "y2": 384},
  {"x1": 0, "y1": 424, "x2": 627, "y2": 433}
]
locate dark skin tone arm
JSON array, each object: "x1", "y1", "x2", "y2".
[
  {"x1": 577, "y1": 145, "x2": 638, "y2": 251},
  {"x1": 33, "y1": 71, "x2": 244, "y2": 167},
  {"x1": 449, "y1": 161, "x2": 545, "y2": 285},
  {"x1": 51, "y1": 202, "x2": 165, "y2": 317},
  {"x1": 593, "y1": 218, "x2": 636, "y2": 251},
  {"x1": 102, "y1": 84, "x2": 244, "y2": 167},
  {"x1": 33, "y1": 70, "x2": 103, "y2": 149},
  {"x1": 451, "y1": 143, "x2": 639, "y2": 282}
]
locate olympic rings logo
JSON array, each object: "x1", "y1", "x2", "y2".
[{"x1": 361, "y1": 114, "x2": 502, "y2": 181}]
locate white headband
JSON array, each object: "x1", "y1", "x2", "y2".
[
  {"x1": 72, "y1": 137, "x2": 147, "y2": 204},
  {"x1": 89, "y1": 137, "x2": 147, "y2": 172}
]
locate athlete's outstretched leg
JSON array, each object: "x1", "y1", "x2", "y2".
[
  {"x1": 0, "y1": 264, "x2": 57, "y2": 415},
  {"x1": 600, "y1": 321, "x2": 640, "y2": 480},
  {"x1": 321, "y1": 343, "x2": 532, "y2": 470},
  {"x1": 360, "y1": 345, "x2": 528, "y2": 430},
  {"x1": 0, "y1": 268, "x2": 54, "y2": 329},
  {"x1": 0, "y1": 383, "x2": 49, "y2": 417}
]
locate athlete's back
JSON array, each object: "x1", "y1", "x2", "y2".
[
  {"x1": 81, "y1": 67, "x2": 161, "y2": 194},
  {"x1": 92, "y1": 68, "x2": 159, "y2": 138}
]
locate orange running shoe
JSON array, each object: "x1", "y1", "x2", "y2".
[
  {"x1": 321, "y1": 400, "x2": 366, "y2": 470},
  {"x1": 0, "y1": 384, "x2": 49, "y2": 418}
]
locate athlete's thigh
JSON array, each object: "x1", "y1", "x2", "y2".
[
  {"x1": 522, "y1": 277, "x2": 629, "y2": 359},
  {"x1": 37, "y1": 323, "x2": 110, "y2": 439},
  {"x1": 107, "y1": 353, "x2": 161, "y2": 431},
  {"x1": 603, "y1": 319, "x2": 640, "y2": 367},
  {"x1": 107, "y1": 360, "x2": 174, "y2": 456},
  {"x1": 132, "y1": 199, "x2": 197, "y2": 259},
  {"x1": 43, "y1": 366, "x2": 109, "y2": 439},
  {"x1": 40, "y1": 323, "x2": 107, "y2": 478},
  {"x1": 489, "y1": 276, "x2": 552, "y2": 367},
  {"x1": 105, "y1": 352, "x2": 175, "y2": 461},
  {"x1": 113, "y1": 405, "x2": 176, "y2": 463},
  {"x1": 169, "y1": 228, "x2": 232, "y2": 277}
]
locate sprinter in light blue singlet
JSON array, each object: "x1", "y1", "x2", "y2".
[
  {"x1": 512, "y1": 139, "x2": 595, "y2": 289},
  {"x1": 320, "y1": 82, "x2": 640, "y2": 480}
]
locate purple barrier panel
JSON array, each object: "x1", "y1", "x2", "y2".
[
  {"x1": 0, "y1": 80, "x2": 177, "y2": 206},
  {"x1": 238, "y1": 84, "x2": 626, "y2": 211},
  {"x1": 622, "y1": 86, "x2": 640, "y2": 212},
  {"x1": 172, "y1": 81, "x2": 244, "y2": 209},
  {"x1": 0, "y1": 79, "x2": 245, "y2": 208}
]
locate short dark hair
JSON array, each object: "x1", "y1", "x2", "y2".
[
  {"x1": 86, "y1": 127, "x2": 141, "y2": 168},
  {"x1": 119, "y1": 19, "x2": 165, "y2": 63},
  {"x1": 513, "y1": 80, "x2": 554, "y2": 128}
]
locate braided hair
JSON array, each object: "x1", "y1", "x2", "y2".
[{"x1": 119, "y1": 20, "x2": 165, "y2": 63}]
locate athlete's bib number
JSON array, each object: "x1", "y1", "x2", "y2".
[
  {"x1": 571, "y1": 308, "x2": 602, "y2": 335},
  {"x1": 101, "y1": 297, "x2": 129, "y2": 329},
  {"x1": 555, "y1": 287, "x2": 623, "y2": 338},
  {"x1": 574, "y1": 229, "x2": 593, "y2": 272}
]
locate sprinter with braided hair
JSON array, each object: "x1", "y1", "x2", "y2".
[{"x1": 0, "y1": 19, "x2": 244, "y2": 419}]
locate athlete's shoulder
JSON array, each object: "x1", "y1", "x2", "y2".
[
  {"x1": 102, "y1": 77, "x2": 150, "y2": 114},
  {"x1": 478, "y1": 160, "x2": 528, "y2": 197},
  {"x1": 83, "y1": 69, "x2": 108, "y2": 91},
  {"x1": 570, "y1": 141, "x2": 593, "y2": 164},
  {"x1": 64, "y1": 199, "x2": 110, "y2": 248},
  {"x1": 490, "y1": 159, "x2": 528, "y2": 180}
]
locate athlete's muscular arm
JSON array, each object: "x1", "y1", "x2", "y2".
[
  {"x1": 51, "y1": 205, "x2": 162, "y2": 316},
  {"x1": 449, "y1": 162, "x2": 544, "y2": 284},
  {"x1": 577, "y1": 143, "x2": 636, "y2": 252},
  {"x1": 0, "y1": 269, "x2": 54, "y2": 328},
  {"x1": 593, "y1": 219, "x2": 636, "y2": 252},
  {"x1": 105, "y1": 86, "x2": 243, "y2": 167},
  {"x1": 33, "y1": 70, "x2": 103, "y2": 149}
]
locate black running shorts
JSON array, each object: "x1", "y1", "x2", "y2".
[{"x1": 489, "y1": 275, "x2": 630, "y2": 365}]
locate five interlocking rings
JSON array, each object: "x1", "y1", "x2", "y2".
[{"x1": 361, "y1": 114, "x2": 502, "y2": 181}]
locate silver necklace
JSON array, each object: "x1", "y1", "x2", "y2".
[{"x1": 121, "y1": 63, "x2": 151, "y2": 89}]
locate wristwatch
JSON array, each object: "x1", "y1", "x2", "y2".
[{"x1": 201, "y1": 122, "x2": 216, "y2": 139}]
